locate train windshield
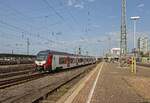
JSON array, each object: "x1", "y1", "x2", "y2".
[{"x1": 36, "y1": 51, "x2": 49, "y2": 61}]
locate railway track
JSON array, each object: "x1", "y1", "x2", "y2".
[
  {"x1": 0, "y1": 64, "x2": 94, "y2": 89},
  {"x1": 0, "y1": 64, "x2": 96, "y2": 103},
  {"x1": 0, "y1": 72, "x2": 45, "y2": 89},
  {"x1": 0, "y1": 64, "x2": 34, "y2": 73},
  {"x1": 0, "y1": 69, "x2": 35, "y2": 79},
  {"x1": 38, "y1": 65, "x2": 93, "y2": 103},
  {"x1": 0, "y1": 64, "x2": 146, "y2": 89},
  {"x1": 32, "y1": 64, "x2": 96, "y2": 103}
]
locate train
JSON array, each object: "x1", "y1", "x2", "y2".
[{"x1": 35, "y1": 50, "x2": 96, "y2": 72}]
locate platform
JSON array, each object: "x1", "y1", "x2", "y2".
[{"x1": 60, "y1": 62, "x2": 150, "y2": 103}]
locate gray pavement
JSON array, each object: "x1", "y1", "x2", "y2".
[{"x1": 70, "y1": 62, "x2": 150, "y2": 103}]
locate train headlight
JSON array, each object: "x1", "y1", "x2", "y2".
[
  {"x1": 41, "y1": 61, "x2": 46, "y2": 64},
  {"x1": 35, "y1": 61, "x2": 46, "y2": 66}
]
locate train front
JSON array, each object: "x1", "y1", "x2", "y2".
[{"x1": 35, "y1": 51, "x2": 52, "y2": 72}]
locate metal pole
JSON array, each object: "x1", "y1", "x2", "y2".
[
  {"x1": 12, "y1": 50, "x2": 14, "y2": 54},
  {"x1": 133, "y1": 21, "x2": 137, "y2": 74},
  {"x1": 120, "y1": 0, "x2": 127, "y2": 56},
  {"x1": 130, "y1": 16, "x2": 140, "y2": 73},
  {"x1": 149, "y1": 52, "x2": 150, "y2": 63},
  {"x1": 27, "y1": 38, "x2": 29, "y2": 55},
  {"x1": 133, "y1": 20, "x2": 136, "y2": 50},
  {"x1": 108, "y1": 37, "x2": 111, "y2": 56}
]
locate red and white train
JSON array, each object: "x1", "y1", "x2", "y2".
[{"x1": 35, "y1": 50, "x2": 96, "y2": 72}]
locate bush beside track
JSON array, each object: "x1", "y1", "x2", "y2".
[{"x1": 0, "y1": 53, "x2": 35, "y2": 65}]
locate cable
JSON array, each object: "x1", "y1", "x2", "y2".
[
  {"x1": 42, "y1": 0, "x2": 74, "y2": 31},
  {"x1": 42, "y1": 0, "x2": 65, "y2": 21},
  {"x1": 0, "y1": 20, "x2": 63, "y2": 45},
  {"x1": 57, "y1": 0, "x2": 80, "y2": 26}
]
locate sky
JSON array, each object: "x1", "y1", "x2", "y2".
[{"x1": 0, "y1": 0, "x2": 150, "y2": 56}]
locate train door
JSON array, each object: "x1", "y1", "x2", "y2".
[
  {"x1": 52, "y1": 56, "x2": 56, "y2": 70},
  {"x1": 47, "y1": 54, "x2": 52, "y2": 71},
  {"x1": 76, "y1": 57, "x2": 78, "y2": 65},
  {"x1": 67, "y1": 57, "x2": 70, "y2": 67}
]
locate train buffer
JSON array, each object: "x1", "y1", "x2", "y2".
[{"x1": 58, "y1": 62, "x2": 150, "y2": 103}]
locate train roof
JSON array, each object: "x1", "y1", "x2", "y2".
[{"x1": 38, "y1": 50, "x2": 95, "y2": 58}]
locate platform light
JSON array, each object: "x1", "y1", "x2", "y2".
[{"x1": 130, "y1": 16, "x2": 140, "y2": 20}]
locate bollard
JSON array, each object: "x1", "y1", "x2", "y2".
[
  {"x1": 131, "y1": 56, "x2": 136, "y2": 74},
  {"x1": 134, "y1": 57, "x2": 136, "y2": 74},
  {"x1": 131, "y1": 57, "x2": 134, "y2": 73}
]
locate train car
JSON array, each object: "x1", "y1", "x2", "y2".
[{"x1": 35, "y1": 50, "x2": 96, "y2": 72}]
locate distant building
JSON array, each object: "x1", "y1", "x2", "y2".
[
  {"x1": 137, "y1": 36, "x2": 149, "y2": 54},
  {"x1": 111, "y1": 48, "x2": 120, "y2": 58}
]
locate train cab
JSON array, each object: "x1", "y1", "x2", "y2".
[{"x1": 35, "y1": 50, "x2": 52, "y2": 72}]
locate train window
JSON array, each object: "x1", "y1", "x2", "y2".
[
  {"x1": 81, "y1": 58, "x2": 83, "y2": 62},
  {"x1": 70, "y1": 58, "x2": 74, "y2": 63},
  {"x1": 72, "y1": 58, "x2": 75, "y2": 63},
  {"x1": 36, "y1": 51, "x2": 48, "y2": 61},
  {"x1": 59, "y1": 57, "x2": 65, "y2": 64},
  {"x1": 78, "y1": 58, "x2": 83, "y2": 63},
  {"x1": 70, "y1": 58, "x2": 72, "y2": 63},
  {"x1": 64, "y1": 57, "x2": 69, "y2": 64},
  {"x1": 73, "y1": 58, "x2": 76, "y2": 63}
]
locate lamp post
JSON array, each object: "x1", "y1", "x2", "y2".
[
  {"x1": 130, "y1": 16, "x2": 140, "y2": 74},
  {"x1": 130, "y1": 16, "x2": 140, "y2": 55}
]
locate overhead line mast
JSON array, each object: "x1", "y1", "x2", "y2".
[{"x1": 120, "y1": 0, "x2": 127, "y2": 56}]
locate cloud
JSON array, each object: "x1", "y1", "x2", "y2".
[
  {"x1": 137, "y1": 3, "x2": 144, "y2": 8},
  {"x1": 74, "y1": 3, "x2": 84, "y2": 9},
  {"x1": 67, "y1": 0, "x2": 96, "y2": 9},
  {"x1": 67, "y1": 0, "x2": 84, "y2": 8}
]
